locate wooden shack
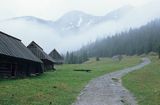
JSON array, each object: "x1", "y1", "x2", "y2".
[
  {"x1": 27, "y1": 41, "x2": 55, "y2": 71},
  {"x1": 49, "y1": 49, "x2": 64, "y2": 64},
  {"x1": 0, "y1": 31, "x2": 43, "y2": 77}
]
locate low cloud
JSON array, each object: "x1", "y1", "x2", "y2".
[{"x1": 0, "y1": 0, "x2": 160, "y2": 54}]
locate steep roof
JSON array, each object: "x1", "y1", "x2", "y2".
[
  {"x1": 27, "y1": 41, "x2": 55, "y2": 63},
  {"x1": 0, "y1": 31, "x2": 42, "y2": 63},
  {"x1": 49, "y1": 49, "x2": 64, "y2": 63}
]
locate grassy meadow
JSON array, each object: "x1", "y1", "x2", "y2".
[
  {"x1": 123, "y1": 56, "x2": 160, "y2": 105},
  {"x1": 0, "y1": 56, "x2": 140, "y2": 105}
]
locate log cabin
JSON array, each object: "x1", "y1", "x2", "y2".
[
  {"x1": 49, "y1": 49, "x2": 64, "y2": 64},
  {"x1": 27, "y1": 41, "x2": 55, "y2": 71},
  {"x1": 0, "y1": 31, "x2": 43, "y2": 77}
]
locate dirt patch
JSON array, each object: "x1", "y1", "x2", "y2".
[{"x1": 74, "y1": 69, "x2": 92, "y2": 72}]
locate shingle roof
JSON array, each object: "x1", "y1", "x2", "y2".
[
  {"x1": 49, "y1": 49, "x2": 64, "y2": 63},
  {"x1": 27, "y1": 41, "x2": 55, "y2": 63},
  {"x1": 0, "y1": 31, "x2": 42, "y2": 63}
]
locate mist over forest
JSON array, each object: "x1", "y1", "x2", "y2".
[{"x1": 65, "y1": 19, "x2": 160, "y2": 64}]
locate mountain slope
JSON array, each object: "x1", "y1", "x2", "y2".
[{"x1": 53, "y1": 5, "x2": 133, "y2": 35}]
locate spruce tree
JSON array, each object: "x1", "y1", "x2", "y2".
[{"x1": 158, "y1": 46, "x2": 160, "y2": 59}]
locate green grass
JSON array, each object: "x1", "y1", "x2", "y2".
[
  {"x1": 0, "y1": 56, "x2": 140, "y2": 105},
  {"x1": 123, "y1": 56, "x2": 160, "y2": 105}
]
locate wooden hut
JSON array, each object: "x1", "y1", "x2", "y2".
[
  {"x1": 49, "y1": 49, "x2": 64, "y2": 64},
  {"x1": 27, "y1": 41, "x2": 55, "y2": 71},
  {"x1": 0, "y1": 31, "x2": 43, "y2": 77}
]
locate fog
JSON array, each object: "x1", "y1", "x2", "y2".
[{"x1": 0, "y1": 0, "x2": 160, "y2": 54}]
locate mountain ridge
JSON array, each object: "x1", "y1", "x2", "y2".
[{"x1": 3, "y1": 5, "x2": 134, "y2": 36}]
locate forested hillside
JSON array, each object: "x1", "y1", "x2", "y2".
[{"x1": 65, "y1": 19, "x2": 160, "y2": 64}]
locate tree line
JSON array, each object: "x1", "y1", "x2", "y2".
[
  {"x1": 65, "y1": 51, "x2": 89, "y2": 64},
  {"x1": 65, "y1": 19, "x2": 160, "y2": 64}
]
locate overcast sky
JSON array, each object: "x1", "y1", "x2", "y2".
[
  {"x1": 0, "y1": 0, "x2": 153, "y2": 21},
  {"x1": 0, "y1": 0, "x2": 159, "y2": 53}
]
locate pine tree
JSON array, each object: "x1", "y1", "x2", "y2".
[
  {"x1": 65, "y1": 52, "x2": 70, "y2": 64},
  {"x1": 158, "y1": 46, "x2": 160, "y2": 59}
]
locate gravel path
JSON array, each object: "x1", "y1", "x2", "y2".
[{"x1": 73, "y1": 58, "x2": 151, "y2": 105}]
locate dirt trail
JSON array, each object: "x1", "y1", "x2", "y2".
[{"x1": 73, "y1": 58, "x2": 151, "y2": 105}]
